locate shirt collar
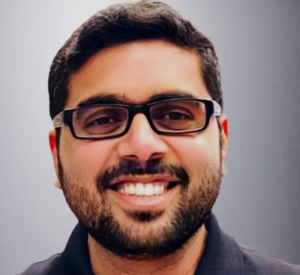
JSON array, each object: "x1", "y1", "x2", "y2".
[
  {"x1": 61, "y1": 223, "x2": 94, "y2": 275},
  {"x1": 195, "y1": 213, "x2": 245, "y2": 275}
]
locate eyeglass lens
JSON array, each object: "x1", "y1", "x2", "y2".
[{"x1": 150, "y1": 100, "x2": 207, "y2": 132}]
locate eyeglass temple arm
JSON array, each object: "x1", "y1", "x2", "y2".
[
  {"x1": 53, "y1": 112, "x2": 67, "y2": 128},
  {"x1": 212, "y1": 101, "x2": 222, "y2": 116}
]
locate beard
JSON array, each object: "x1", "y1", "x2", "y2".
[{"x1": 58, "y1": 156, "x2": 222, "y2": 260}]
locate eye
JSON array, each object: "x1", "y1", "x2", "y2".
[
  {"x1": 73, "y1": 106, "x2": 129, "y2": 136},
  {"x1": 151, "y1": 103, "x2": 197, "y2": 131},
  {"x1": 162, "y1": 111, "x2": 192, "y2": 120},
  {"x1": 83, "y1": 114, "x2": 125, "y2": 135},
  {"x1": 153, "y1": 108, "x2": 194, "y2": 121},
  {"x1": 86, "y1": 116, "x2": 118, "y2": 127},
  {"x1": 82, "y1": 108, "x2": 126, "y2": 129},
  {"x1": 150, "y1": 100, "x2": 207, "y2": 132}
]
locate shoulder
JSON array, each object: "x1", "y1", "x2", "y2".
[
  {"x1": 241, "y1": 247, "x2": 300, "y2": 275},
  {"x1": 17, "y1": 254, "x2": 64, "y2": 275},
  {"x1": 17, "y1": 224, "x2": 93, "y2": 275}
]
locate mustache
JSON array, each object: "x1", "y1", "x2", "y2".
[{"x1": 97, "y1": 158, "x2": 189, "y2": 190}]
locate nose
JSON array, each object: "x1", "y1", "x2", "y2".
[{"x1": 116, "y1": 113, "x2": 168, "y2": 163}]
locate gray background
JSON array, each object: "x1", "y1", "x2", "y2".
[{"x1": 0, "y1": 0, "x2": 299, "y2": 274}]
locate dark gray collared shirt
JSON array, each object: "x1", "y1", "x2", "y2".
[{"x1": 19, "y1": 214, "x2": 300, "y2": 275}]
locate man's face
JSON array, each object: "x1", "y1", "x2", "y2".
[{"x1": 50, "y1": 40, "x2": 228, "y2": 259}]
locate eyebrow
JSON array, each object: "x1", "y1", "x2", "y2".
[
  {"x1": 77, "y1": 95, "x2": 132, "y2": 107},
  {"x1": 77, "y1": 91, "x2": 198, "y2": 107},
  {"x1": 148, "y1": 92, "x2": 197, "y2": 103}
]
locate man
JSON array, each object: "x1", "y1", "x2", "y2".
[{"x1": 20, "y1": 1, "x2": 300, "y2": 274}]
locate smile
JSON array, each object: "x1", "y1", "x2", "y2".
[
  {"x1": 108, "y1": 175, "x2": 180, "y2": 208},
  {"x1": 109, "y1": 181, "x2": 179, "y2": 196}
]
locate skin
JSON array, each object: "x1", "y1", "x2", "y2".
[{"x1": 49, "y1": 40, "x2": 228, "y2": 275}]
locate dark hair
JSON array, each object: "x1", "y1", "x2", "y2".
[{"x1": 49, "y1": 0, "x2": 222, "y2": 120}]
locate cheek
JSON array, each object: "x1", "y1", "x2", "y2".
[
  {"x1": 60, "y1": 138, "x2": 117, "y2": 180},
  {"x1": 165, "y1": 130, "x2": 220, "y2": 175}
]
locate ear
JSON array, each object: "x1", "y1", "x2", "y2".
[
  {"x1": 218, "y1": 115, "x2": 228, "y2": 177},
  {"x1": 49, "y1": 130, "x2": 62, "y2": 189}
]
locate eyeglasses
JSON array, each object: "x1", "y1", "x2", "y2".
[{"x1": 53, "y1": 98, "x2": 222, "y2": 140}]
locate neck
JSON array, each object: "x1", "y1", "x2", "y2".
[{"x1": 88, "y1": 225, "x2": 207, "y2": 275}]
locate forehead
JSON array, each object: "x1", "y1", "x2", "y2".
[{"x1": 66, "y1": 40, "x2": 211, "y2": 108}]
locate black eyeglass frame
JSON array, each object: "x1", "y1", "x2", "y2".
[{"x1": 53, "y1": 98, "x2": 222, "y2": 140}]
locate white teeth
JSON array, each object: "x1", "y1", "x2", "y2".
[
  {"x1": 119, "y1": 183, "x2": 166, "y2": 196},
  {"x1": 144, "y1": 184, "x2": 154, "y2": 196},
  {"x1": 129, "y1": 184, "x2": 135, "y2": 195},
  {"x1": 154, "y1": 185, "x2": 161, "y2": 195},
  {"x1": 125, "y1": 185, "x2": 129, "y2": 194},
  {"x1": 136, "y1": 183, "x2": 144, "y2": 195},
  {"x1": 160, "y1": 185, "x2": 164, "y2": 194}
]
